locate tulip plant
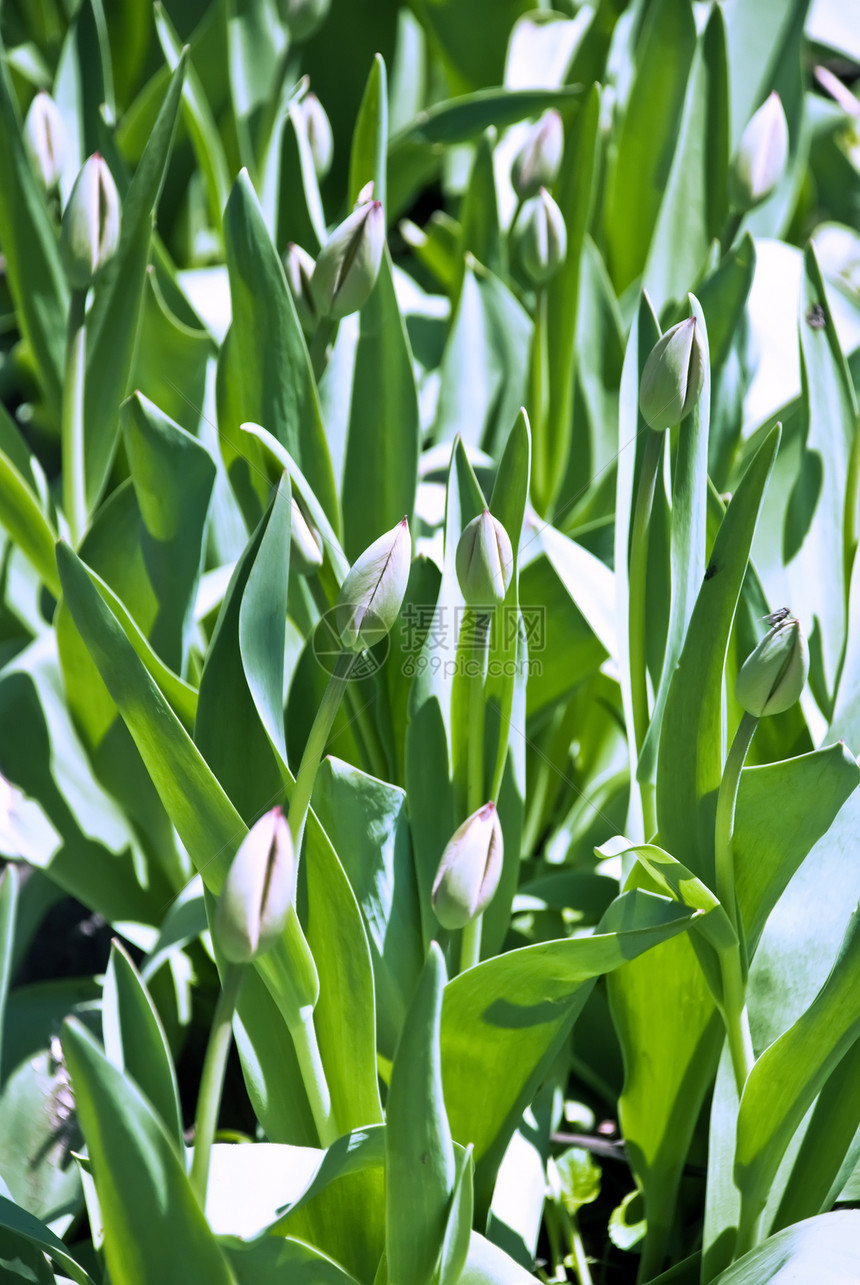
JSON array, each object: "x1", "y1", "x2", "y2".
[{"x1": 0, "y1": 1, "x2": 859, "y2": 1283}]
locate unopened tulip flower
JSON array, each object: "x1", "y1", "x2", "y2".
[
  {"x1": 311, "y1": 200, "x2": 385, "y2": 320},
  {"x1": 302, "y1": 92, "x2": 334, "y2": 179},
  {"x1": 60, "y1": 154, "x2": 121, "y2": 289},
  {"x1": 514, "y1": 187, "x2": 567, "y2": 285},
  {"x1": 735, "y1": 612, "x2": 808, "y2": 717},
  {"x1": 24, "y1": 92, "x2": 65, "y2": 191},
  {"x1": 214, "y1": 807, "x2": 295, "y2": 963},
  {"x1": 456, "y1": 510, "x2": 513, "y2": 606},
  {"x1": 285, "y1": 242, "x2": 318, "y2": 334},
  {"x1": 336, "y1": 517, "x2": 411, "y2": 650},
  {"x1": 432, "y1": 803, "x2": 503, "y2": 930},
  {"x1": 731, "y1": 93, "x2": 789, "y2": 211},
  {"x1": 639, "y1": 317, "x2": 706, "y2": 429},
  {"x1": 511, "y1": 110, "x2": 563, "y2": 198}
]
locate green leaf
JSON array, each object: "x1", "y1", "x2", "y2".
[
  {"x1": 409, "y1": 0, "x2": 534, "y2": 89},
  {"x1": 0, "y1": 866, "x2": 18, "y2": 1083},
  {"x1": 0, "y1": 1196, "x2": 96, "y2": 1285},
  {"x1": 542, "y1": 84, "x2": 600, "y2": 511},
  {"x1": 341, "y1": 251, "x2": 420, "y2": 562},
  {"x1": 0, "y1": 35, "x2": 68, "y2": 419},
  {"x1": 350, "y1": 53, "x2": 388, "y2": 210},
  {"x1": 441, "y1": 890, "x2": 698, "y2": 1215},
  {"x1": 225, "y1": 1236, "x2": 361, "y2": 1285},
  {"x1": 386, "y1": 943, "x2": 455, "y2": 1285},
  {"x1": 102, "y1": 939, "x2": 183, "y2": 1146},
  {"x1": 735, "y1": 907, "x2": 860, "y2": 1243},
  {"x1": 458, "y1": 130, "x2": 504, "y2": 282},
  {"x1": 61, "y1": 1017, "x2": 234, "y2": 1285},
  {"x1": 784, "y1": 244, "x2": 858, "y2": 713},
  {"x1": 222, "y1": 170, "x2": 338, "y2": 528},
  {"x1": 710, "y1": 1211, "x2": 860, "y2": 1284},
  {"x1": 656, "y1": 425, "x2": 781, "y2": 883},
  {"x1": 603, "y1": 0, "x2": 697, "y2": 293},
  {"x1": 312, "y1": 758, "x2": 424, "y2": 1060},
  {"x1": 555, "y1": 1146, "x2": 601, "y2": 1216},
  {"x1": 438, "y1": 1144, "x2": 474, "y2": 1285},
  {"x1": 733, "y1": 743, "x2": 860, "y2": 954},
  {"x1": 84, "y1": 55, "x2": 186, "y2": 510},
  {"x1": 0, "y1": 449, "x2": 60, "y2": 598},
  {"x1": 642, "y1": 5, "x2": 729, "y2": 314},
  {"x1": 153, "y1": 1, "x2": 230, "y2": 228}
]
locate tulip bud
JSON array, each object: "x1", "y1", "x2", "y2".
[
  {"x1": 283, "y1": 0, "x2": 331, "y2": 40},
  {"x1": 285, "y1": 242, "x2": 318, "y2": 334},
  {"x1": 336, "y1": 517, "x2": 411, "y2": 650},
  {"x1": 513, "y1": 187, "x2": 567, "y2": 285},
  {"x1": 735, "y1": 612, "x2": 808, "y2": 717},
  {"x1": 456, "y1": 510, "x2": 513, "y2": 606},
  {"x1": 639, "y1": 316, "x2": 706, "y2": 429},
  {"x1": 511, "y1": 110, "x2": 563, "y2": 198},
  {"x1": 60, "y1": 154, "x2": 121, "y2": 290},
  {"x1": 290, "y1": 494, "x2": 324, "y2": 573},
  {"x1": 24, "y1": 92, "x2": 66, "y2": 192},
  {"x1": 731, "y1": 93, "x2": 789, "y2": 211},
  {"x1": 214, "y1": 807, "x2": 295, "y2": 963},
  {"x1": 302, "y1": 92, "x2": 333, "y2": 179},
  {"x1": 311, "y1": 200, "x2": 385, "y2": 320},
  {"x1": 432, "y1": 803, "x2": 503, "y2": 930}
]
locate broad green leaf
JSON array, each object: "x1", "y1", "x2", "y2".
[
  {"x1": 386, "y1": 943, "x2": 455, "y2": 1285},
  {"x1": 409, "y1": 0, "x2": 533, "y2": 89},
  {"x1": 133, "y1": 265, "x2": 215, "y2": 435},
  {"x1": 707, "y1": 1211, "x2": 860, "y2": 1285},
  {"x1": 784, "y1": 245, "x2": 858, "y2": 714},
  {"x1": 441, "y1": 890, "x2": 698, "y2": 1215},
  {"x1": 541, "y1": 84, "x2": 600, "y2": 513},
  {"x1": 461, "y1": 1229, "x2": 547, "y2": 1284},
  {"x1": 431, "y1": 260, "x2": 531, "y2": 458},
  {"x1": 102, "y1": 940, "x2": 183, "y2": 1147},
  {"x1": 312, "y1": 758, "x2": 423, "y2": 1060},
  {"x1": 0, "y1": 1039, "x2": 83, "y2": 1221},
  {"x1": 735, "y1": 907, "x2": 860, "y2": 1245},
  {"x1": 638, "y1": 296, "x2": 711, "y2": 786},
  {"x1": 0, "y1": 1196, "x2": 96, "y2": 1285},
  {"x1": 656, "y1": 425, "x2": 781, "y2": 884},
  {"x1": 0, "y1": 638, "x2": 172, "y2": 926},
  {"x1": 61, "y1": 1018, "x2": 234, "y2": 1285},
  {"x1": 269, "y1": 94, "x2": 327, "y2": 254},
  {"x1": 438, "y1": 1144, "x2": 474, "y2": 1285},
  {"x1": 224, "y1": 0, "x2": 286, "y2": 179},
  {"x1": 721, "y1": 0, "x2": 810, "y2": 150},
  {"x1": 54, "y1": 0, "x2": 114, "y2": 170},
  {"x1": 225, "y1": 1236, "x2": 361, "y2": 1285},
  {"x1": 733, "y1": 743, "x2": 860, "y2": 954},
  {"x1": 0, "y1": 36, "x2": 68, "y2": 419},
  {"x1": 0, "y1": 449, "x2": 60, "y2": 598},
  {"x1": 221, "y1": 171, "x2": 338, "y2": 528},
  {"x1": 603, "y1": 0, "x2": 697, "y2": 293},
  {"x1": 83, "y1": 56, "x2": 186, "y2": 511},
  {"x1": 341, "y1": 251, "x2": 420, "y2": 563},
  {"x1": 350, "y1": 53, "x2": 388, "y2": 210},
  {"x1": 642, "y1": 6, "x2": 729, "y2": 314}
]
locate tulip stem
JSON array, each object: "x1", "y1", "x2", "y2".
[
  {"x1": 529, "y1": 287, "x2": 551, "y2": 513},
  {"x1": 460, "y1": 610, "x2": 490, "y2": 974},
  {"x1": 289, "y1": 649, "x2": 355, "y2": 858},
  {"x1": 309, "y1": 317, "x2": 338, "y2": 383},
  {"x1": 627, "y1": 429, "x2": 663, "y2": 837},
  {"x1": 714, "y1": 710, "x2": 759, "y2": 1095},
  {"x1": 288, "y1": 1004, "x2": 339, "y2": 1147},
  {"x1": 61, "y1": 288, "x2": 88, "y2": 547},
  {"x1": 190, "y1": 961, "x2": 245, "y2": 1205},
  {"x1": 460, "y1": 914, "x2": 482, "y2": 974}
]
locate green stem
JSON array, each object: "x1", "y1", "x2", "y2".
[
  {"x1": 460, "y1": 613, "x2": 489, "y2": 974},
  {"x1": 190, "y1": 962, "x2": 244, "y2": 1204},
  {"x1": 569, "y1": 1213, "x2": 593, "y2": 1285},
  {"x1": 715, "y1": 711, "x2": 759, "y2": 1095},
  {"x1": 309, "y1": 316, "x2": 338, "y2": 383},
  {"x1": 289, "y1": 649, "x2": 355, "y2": 857},
  {"x1": 628, "y1": 430, "x2": 663, "y2": 836},
  {"x1": 288, "y1": 1005, "x2": 339, "y2": 1147},
  {"x1": 61, "y1": 289, "x2": 88, "y2": 547},
  {"x1": 530, "y1": 288, "x2": 550, "y2": 512}
]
